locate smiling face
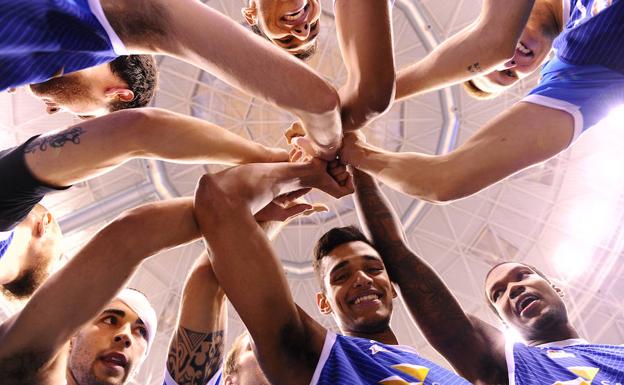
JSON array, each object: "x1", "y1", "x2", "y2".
[
  {"x1": 316, "y1": 241, "x2": 396, "y2": 335},
  {"x1": 469, "y1": 0, "x2": 561, "y2": 95},
  {"x1": 243, "y1": 0, "x2": 321, "y2": 56},
  {"x1": 484, "y1": 263, "x2": 569, "y2": 341},
  {"x1": 68, "y1": 300, "x2": 149, "y2": 385}
]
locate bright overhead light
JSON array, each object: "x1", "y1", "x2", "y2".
[
  {"x1": 553, "y1": 241, "x2": 593, "y2": 280},
  {"x1": 566, "y1": 201, "x2": 614, "y2": 245}
]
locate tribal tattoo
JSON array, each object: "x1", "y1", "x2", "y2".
[
  {"x1": 166, "y1": 327, "x2": 225, "y2": 385},
  {"x1": 24, "y1": 127, "x2": 86, "y2": 154}
]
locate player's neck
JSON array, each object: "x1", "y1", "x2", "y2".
[
  {"x1": 525, "y1": 321, "x2": 579, "y2": 347},
  {"x1": 343, "y1": 326, "x2": 398, "y2": 345}
]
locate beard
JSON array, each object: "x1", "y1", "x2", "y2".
[
  {"x1": 29, "y1": 74, "x2": 97, "y2": 107},
  {"x1": 0, "y1": 264, "x2": 50, "y2": 301}
]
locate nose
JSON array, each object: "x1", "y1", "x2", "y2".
[
  {"x1": 509, "y1": 283, "x2": 525, "y2": 299},
  {"x1": 291, "y1": 22, "x2": 311, "y2": 40},
  {"x1": 113, "y1": 326, "x2": 133, "y2": 348},
  {"x1": 353, "y1": 270, "x2": 374, "y2": 288},
  {"x1": 46, "y1": 105, "x2": 60, "y2": 114}
]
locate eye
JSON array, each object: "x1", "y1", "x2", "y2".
[
  {"x1": 310, "y1": 20, "x2": 319, "y2": 31},
  {"x1": 492, "y1": 289, "x2": 503, "y2": 302},
  {"x1": 367, "y1": 267, "x2": 383, "y2": 275},
  {"x1": 102, "y1": 315, "x2": 118, "y2": 325},
  {"x1": 332, "y1": 273, "x2": 348, "y2": 283},
  {"x1": 136, "y1": 326, "x2": 148, "y2": 340},
  {"x1": 503, "y1": 69, "x2": 516, "y2": 78}
]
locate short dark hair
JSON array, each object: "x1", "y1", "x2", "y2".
[
  {"x1": 249, "y1": 24, "x2": 317, "y2": 61},
  {"x1": 108, "y1": 55, "x2": 158, "y2": 112},
  {"x1": 223, "y1": 332, "x2": 250, "y2": 377},
  {"x1": 484, "y1": 261, "x2": 552, "y2": 318},
  {"x1": 312, "y1": 226, "x2": 374, "y2": 289},
  {"x1": 462, "y1": 79, "x2": 498, "y2": 100}
]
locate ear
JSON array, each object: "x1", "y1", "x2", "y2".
[
  {"x1": 316, "y1": 292, "x2": 332, "y2": 315},
  {"x1": 105, "y1": 87, "x2": 134, "y2": 102},
  {"x1": 35, "y1": 212, "x2": 53, "y2": 238},
  {"x1": 224, "y1": 375, "x2": 236, "y2": 385},
  {"x1": 391, "y1": 285, "x2": 398, "y2": 300},
  {"x1": 241, "y1": 2, "x2": 258, "y2": 26}
]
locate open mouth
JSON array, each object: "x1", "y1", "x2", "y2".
[
  {"x1": 101, "y1": 352, "x2": 128, "y2": 370},
  {"x1": 350, "y1": 291, "x2": 383, "y2": 306},
  {"x1": 516, "y1": 41, "x2": 534, "y2": 57},
  {"x1": 516, "y1": 294, "x2": 539, "y2": 316},
  {"x1": 282, "y1": 1, "x2": 310, "y2": 25}
]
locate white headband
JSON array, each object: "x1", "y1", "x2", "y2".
[{"x1": 116, "y1": 288, "x2": 158, "y2": 356}]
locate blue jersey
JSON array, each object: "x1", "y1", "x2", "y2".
[
  {"x1": 0, "y1": 0, "x2": 127, "y2": 91},
  {"x1": 555, "y1": 0, "x2": 624, "y2": 73},
  {"x1": 0, "y1": 230, "x2": 14, "y2": 260},
  {"x1": 507, "y1": 339, "x2": 624, "y2": 385},
  {"x1": 523, "y1": 0, "x2": 624, "y2": 142},
  {"x1": 312, "y1": 332, "x2": 470, "y2": 385}
]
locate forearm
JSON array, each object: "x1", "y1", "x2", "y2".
[
  {"x1": 106, "y1": 0, "x2": 341, "y2": 156},
  {"x1": 25, "y1": 108, "x2": 281, "y2": 187},
  {"x1": 168, "y1": 254, "x2": 226, "y2": 385},
  {"x1": 352, "y1": 170, "x2": 474, "y2": 351},
  {"x1": 335, "y1": 0, "x2": 395, "y2": 131},
  {"x1": 395, "y1": 0, "x2": 534, "y2": 100},
  {"x1": 2, "y1": 198, "x2": 198, "y2": 356}
]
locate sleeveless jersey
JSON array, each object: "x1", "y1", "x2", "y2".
[
  {"x1": 507, "y1": 338, "x2": 624, "y2": 385},
  {"x1": 163, "y1": 367, "x2": 222, "y2": 385},
  {"x1": 312, "y1": 331, "x2": 471, "y2": 385},
  {"x1": 0, "y1": 230, "x2": 14, "y2": 260}
]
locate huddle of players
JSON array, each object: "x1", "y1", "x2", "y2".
[{"x1": 0, "y1": 0, "x2": 623, "y2": 384}]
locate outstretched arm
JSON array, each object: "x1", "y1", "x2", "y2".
[
  {"x1": 334, "y1": 0, "x2": 395, "y2": 132},
  {"x1": 194, "y1": 174, "x2": 327, "y2": 385},
  {"x1": 352, "y1": 168, "x2": 507, "y2": 383},
  {"x1": 395, "y1": 0, "x2": 534, "y2": 100},
  {"x1": 103, "y1": 0, "x2": 342, "y2": 159},
  {"x1": 24, "y1": 108, "x2": 287, "y2": 188},
  {"x1": 0, "y1": 198, "x2": 199, "y2": 368},
  {"x1": 340, "y1": 102, "x2": 574, "y2": 202}
]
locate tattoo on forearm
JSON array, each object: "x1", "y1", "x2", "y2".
[
  {"x1": 167, "y1": 328, "x2": 225, "y2": 385},
  {"x1": 24, "y1": 127, "x2": 86, "y2": 154},
  {"x1": 467, "y1": 62, "x2": 482, "y2": 73},
  {"x1": 354, "y1": 172, "x2": 470, "y2": 344}
]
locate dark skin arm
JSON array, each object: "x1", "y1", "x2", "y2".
[{"x1": 352, "y1": 168, "x2": 508, "y2": 384}]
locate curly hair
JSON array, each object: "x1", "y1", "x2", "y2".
[{"x1": 108, "y1": 55, "x2": 159, "y2": 112}]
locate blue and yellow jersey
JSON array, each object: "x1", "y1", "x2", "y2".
[
  {"x1": 506, "y1": 338, "x2": 624, "y2": 385},
  {"x1": 163, "y1": 367, "x2": 222, "y2": 385},
  {"x1": 0, "y1": 0, "x2": 126, "y2": 91},
  {"x1": 312, "y1": 332, "x2": 471, "y2": 385}
]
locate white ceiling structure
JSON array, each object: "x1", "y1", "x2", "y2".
[{"x1": 2, "y1": 0, "x2": 624, "y2": 384}]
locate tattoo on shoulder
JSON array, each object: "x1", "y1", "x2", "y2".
[
  {"x1": 167, "y1": 328, "x2": 225, "y2": 385},
  {"x1": 24, "y1": 127, "x2": 86, "y2": 154},
  {"x1": 467, "y1": 62, "x2": 482, "y2": 73}
]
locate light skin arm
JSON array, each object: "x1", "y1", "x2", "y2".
[
  {"x1": 334, "y1": 0, "x2": 396, "y2": 132},
  {"x1": 194, "y1": 174, "x2": 327, "y2": 385},
  {"x1": 102, "y1": 0, "x2": 342, "y2": 159},
  {"x1": 0, "y1": 198, "x2": 199, "y2": 367},
  {"x1": 395, "y1": 0, "x2": 535, "y2": 100},
  {"x1": 340, "y1": 102, "x2": 574, "y2": 202},
  {"x1": 352, "y1": 168, "x2": 507, "y2": 383},
  {"x1": 23, "y1": 107, "x2": 287, "y2": 188}
]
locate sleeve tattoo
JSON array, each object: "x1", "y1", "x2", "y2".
[
  {"x1": 167, "y1": 327, "x2": 225, "y2": 385},
  {"x1": 24, "y1": 127, "x2": 86, "y2": 154}
]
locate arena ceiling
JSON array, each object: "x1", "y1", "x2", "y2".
[{"x1": 1, "y1": 1, "x2": 623, "y2": 383}]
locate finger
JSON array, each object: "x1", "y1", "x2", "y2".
[
  {"x1": 333, "y1": 172, "x2": 350, "y2": 186},
  {"x1": 306, "y1": 203, "x2": 329, "y2": 214},
  {"x1": 284, "y1": 203, "x2": 314, "y2": 220},
  {"x1": 341, "y1": 172, "x2": 355, "y2": 194},
  {"x1": 283, "y1": 188, "x2": 312, "y2": 202},
  {"x1": 269, "y1": 148, "x2": 289, "y2": 163},
  {"x1": 284, "y1": 122, "x2": 305, "y2": 144},
  {"x1": 292, "y1": 137, "x2": 317, "y2": 158}
]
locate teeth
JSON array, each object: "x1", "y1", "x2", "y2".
[
  {"x1": 516, "y1": 42, "x2": 532, "y2": 55},
  {"x1": 354, "y1": 294, "x2": 379, "y2": 304}
]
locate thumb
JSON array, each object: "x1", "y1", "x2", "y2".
[
  {"x1": 283, "y1": 203, "x2": 314, "y2": 220},
  {"x1": 292, "y1": 136, "x2": 317, "y2": 158}
]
